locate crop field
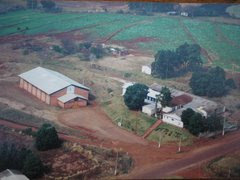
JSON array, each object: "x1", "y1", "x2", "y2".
[{"x1": 0, "y1": 10, "x2": 240, "y2": 71}]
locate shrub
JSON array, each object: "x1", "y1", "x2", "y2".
[
  {"x1": 35, "y1": 123, "x2": 61, "y2": 151},
  {"x1": 52, "y1": 45, "x2": 64, "y2": 54},
  {"x1": 22, "y1": 152, "x2": 44, "y2": 178},
  {"x1": 22, "y1": 128, "x2": 36, "y2": 137}
]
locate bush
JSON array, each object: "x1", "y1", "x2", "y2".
[
  {"x1": 35, "y1": 123, "x2": 61, "y2": 151},
  {"x1": 22, "y1": 153, "x2": 45, "y2": 178},
  {"x1": 22, "y1": 128, "x2": 36, "y2": 137},
  {"x1": 52, "y1": 45, "x2": 64, "y2": 54}
]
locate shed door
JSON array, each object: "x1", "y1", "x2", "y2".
[{"x1": 67, "y1": 85, "x2": 75, "y2": 94}]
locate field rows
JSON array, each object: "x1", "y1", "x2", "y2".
[{"x1": 0, "y1": 10, "x2": 240, "y2": 70}]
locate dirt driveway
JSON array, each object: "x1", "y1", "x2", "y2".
[{"x1": 58, "y1": 104, "x2": 147, "y2": 145}]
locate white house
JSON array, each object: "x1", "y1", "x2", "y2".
[
  {"x1": 141, "y1": 65, "x2": 151, "y2": 75},
  {"x1": 162, "y1": 113, "x2": 183, "y2": 128}
]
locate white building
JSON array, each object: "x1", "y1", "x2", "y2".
[
  {"x1": 181, "y1": 12, "x2": 189, "y2": 17},
  {"x1": 122, "y1": 82, "x2": 134, "y2": 96},
  {"x1": 141, "y1": 65, "x2": 151, "y2": 75},
  {"x1": 162, "y1": 113, "x2": 183, "y2": 128}
]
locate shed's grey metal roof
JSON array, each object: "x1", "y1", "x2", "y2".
[
  {"x1": 19, "y1": 67, "x2": 89, "y2": 95},
  {"x1": 58, "y1": 93, "x2": 87, "y2": 103},
  {"x1": 0, "y1": 169, "x2": 29, "y2": 180}
]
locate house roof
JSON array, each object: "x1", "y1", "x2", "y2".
[
  {"x1": 19, "y1": 67, "x2": 89, "y2": 95},
  {"x1": 0, "y1": 169, "x2": 29, "y2": 180},
  {"x1": 171, "y1": 94, "x2": 193, "y2": 106},
  {"x1": 58, "y1": 93, "x2": 87, "y2": 103}
]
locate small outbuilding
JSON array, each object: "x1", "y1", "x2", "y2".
[
  {"x1": 19, "y1": 67, "x2": 90, "y2": 109},
  {"x1": 141, "y1": 65, "x2": 151, "y2": 75}
]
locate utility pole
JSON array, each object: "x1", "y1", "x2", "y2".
[
  {"x1": 158, "y1": 132, "x2": 162, "y2": 148},
  {"x1": 178, "y1": 137, "x2": 182, "y2": 153},
  {"x1": 114, "y1": 149, "x2": 119, "y2": 176},
  {"x1": 222, "y1": 116, "x2": 226, "y2": 136},
  {"x1": 222, "y1": 106, "x2": 226, "y2": 136}
]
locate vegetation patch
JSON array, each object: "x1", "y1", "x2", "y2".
[
  {"x1": 148, "y1": 123, "x2": 194, "y2": 146},
  {"x1": 207, "y1": 152, "x2": 240, "y2": 178}
]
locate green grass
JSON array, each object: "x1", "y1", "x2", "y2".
[{"x1": 1, "y1": 10, "x2": 240, "y2": 71}]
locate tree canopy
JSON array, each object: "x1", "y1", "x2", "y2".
[
  {"x1": 189, "y1": 66, "x2": 236, "y2": 97},
  {"x1": 35, "y1": 123, "x2": 61, "y2": 151},
  {"x1": 124, "y1": 83, "x2": 149, "y2": 110},
  {"x1": 151, "y1": 43, "x2": 202, "y2": 79}
]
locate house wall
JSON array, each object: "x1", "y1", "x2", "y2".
[
  {"x1": 50, "y1": 88, "x2": 67, "y2": 106},
  {"x1": 162, "y1": 114, "x2": 183, "y2": 128},
  {"x1": 74, "y1": 87, "x2": 89, "y2": 99}
]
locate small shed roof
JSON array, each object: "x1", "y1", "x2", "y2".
[
  {"x1": 0, "y1": 169, "x2": 29, "y2": 180},
  {"x1": 58, "y1": 93, "x2": 87, "y2": 103},
  {"x1": 19, "y1": 67, "x2": 89, "y2": 95}
]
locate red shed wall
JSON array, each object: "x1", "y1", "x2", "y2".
[{"x1": 50, "y1": 88, "x2": 67, "y2": 106}]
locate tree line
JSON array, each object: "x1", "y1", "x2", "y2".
[
  {"x1": 128, "y1": 2, "x2": 231, "y2": 17},
  {"x1": 151, "y1": 43, "x2": 202, "y2": 79}
]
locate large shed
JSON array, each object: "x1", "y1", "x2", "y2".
[{"x1": 19, "y1": 67, "x2": 90, "y2": 108}]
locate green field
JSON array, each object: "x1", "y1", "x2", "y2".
[{"x1": 0, "y1": 10, "x2": 240, "y2": 71}]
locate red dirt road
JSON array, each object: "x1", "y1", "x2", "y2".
[{"x1": 130, "y1": 130, "x2": 240, "y2": 179}]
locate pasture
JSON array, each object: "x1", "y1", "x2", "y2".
[{"x1": 0, "y1": 10, "x2": 240, "y2": 71}]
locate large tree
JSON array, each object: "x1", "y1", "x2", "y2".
[
  {"x1": 181, "y1": 108, "x2": 195, "y2": 129},
  {"x1": 124, "y1": 83, "x2": 149, "y2": 110},
  {"x1": 188, "y1": 112, "x2": 204, "y2": 136}
]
